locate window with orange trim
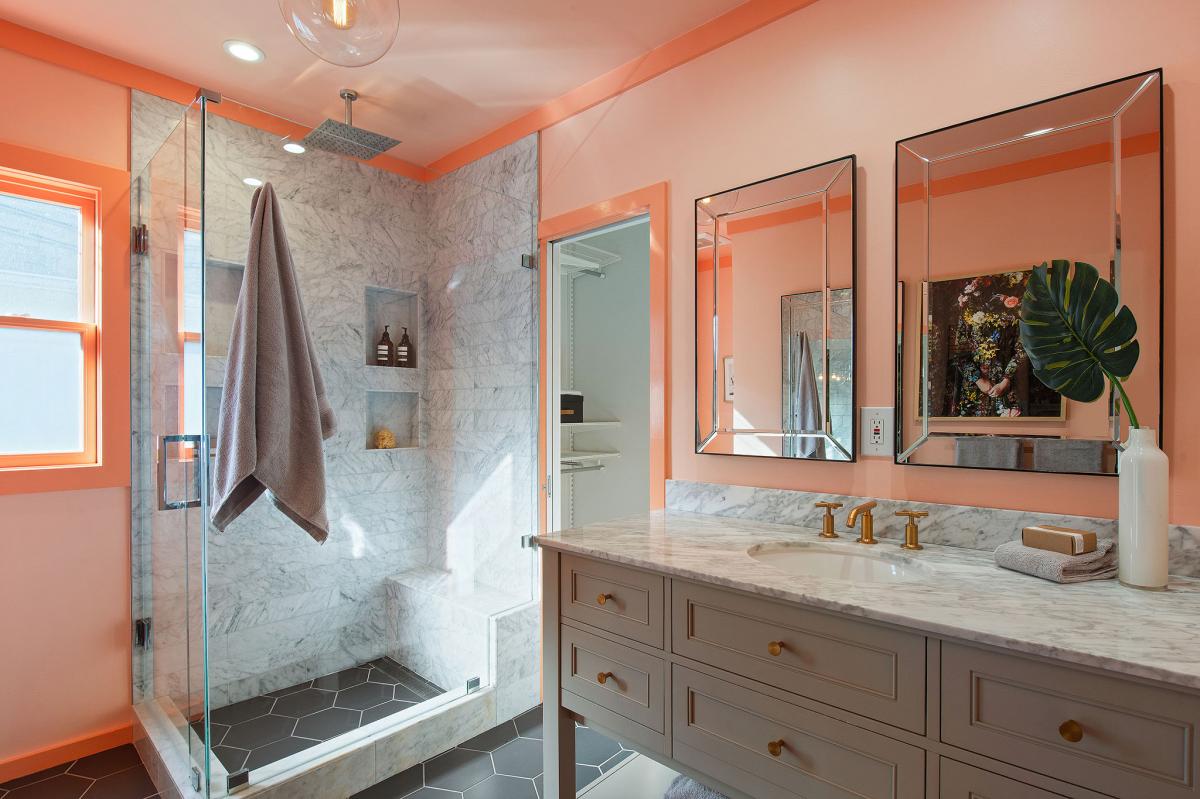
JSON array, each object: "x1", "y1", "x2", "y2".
[{"x1": 0, "y1": 167, "x2": 100, "y2": 468}]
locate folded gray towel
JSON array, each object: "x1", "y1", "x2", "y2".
[
  {"x1": 994, "y1": 539, "x2": 1117, "y2": 583},
  {"x1": 665, "y1": 775, "x2": 728, "y2": 799}
]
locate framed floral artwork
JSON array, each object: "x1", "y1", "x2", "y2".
[{"x1": 923, "y1": 268, "x2": 1065, "y2": 420}]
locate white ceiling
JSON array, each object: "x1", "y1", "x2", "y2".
[{"x1": 0, "y1": 0, "x2": 747, "y2": 165}]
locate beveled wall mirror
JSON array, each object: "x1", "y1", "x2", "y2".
[
  {"x1": 895, "y1": 70, "x2": 1162, "y2": 474},
  {"x1": 696, "y1": 155, "x2": 856, "y2": 460}
]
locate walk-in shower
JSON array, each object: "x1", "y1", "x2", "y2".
[{"x1": 130, "y1": 90, "x2": 541, "y2": 797}]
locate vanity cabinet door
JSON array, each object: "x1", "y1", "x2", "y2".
[
  {"x1": 940, "y1": 759, "x2": 1067, "y2": 798},
  {"x1": 560, "y1": 554, "x2": 665, "y2": 648},
  {"x1": 673, "y1": 665, "x2": 924, "y2": 799},
  {"x1": 673, "y1": 580, "x2": 926, "y2": 732},
  {"x1": 942, "y1": 642, "x2": 1200, "y2": 799}
]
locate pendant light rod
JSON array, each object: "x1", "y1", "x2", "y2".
[{"x1": 340, "y1": 88, "x2": 358, "y2": 126}]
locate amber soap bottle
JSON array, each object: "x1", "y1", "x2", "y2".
[{"x1": 376, "y1": 325, "x2": 395, "y2": 366}]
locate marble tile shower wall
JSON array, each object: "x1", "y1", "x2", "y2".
[
  {"x1": 130, "y1": 92, "x2": 538, "y2": 709},
  {"x1": 422, "y1": 137, "x2": 538, "y2": 600},
  {"x1": 666, "y1": 479, "x2": 1200, "y2": 577}
]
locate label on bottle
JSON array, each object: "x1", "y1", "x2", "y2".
[{"x1": 377, "y1": 345, "x2": 389, "y2": 363}]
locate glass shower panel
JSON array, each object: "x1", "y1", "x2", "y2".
[{"x1": 131, "y1": 97, "x2": 210, "y2": 794}]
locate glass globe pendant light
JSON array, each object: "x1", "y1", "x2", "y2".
[{"x1": 278, "y1": 0, "x2": 400, "y2": 67}]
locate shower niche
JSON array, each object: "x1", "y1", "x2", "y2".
[
  {"x1": 365, "y1": 285, "x2": 419, "y2": 368},
  {"x1": 367, "y1": 389, "x2": 420, "y2": 450}
]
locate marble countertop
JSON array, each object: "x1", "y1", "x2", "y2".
[{"x1": 535, "y1": 510, "x2": 1200, "y2": 690}]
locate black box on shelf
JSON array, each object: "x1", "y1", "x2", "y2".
[{"x1": 561, "y1": 391, "x2": 584, "y2": 423}]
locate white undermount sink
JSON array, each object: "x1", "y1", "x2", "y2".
[{"x1": 747, "y1": 542, "x2": 933, "y2": 583}]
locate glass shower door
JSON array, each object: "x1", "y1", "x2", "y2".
[{"x1": 131, "y1": 97, "x2": 210, "y2": 796}]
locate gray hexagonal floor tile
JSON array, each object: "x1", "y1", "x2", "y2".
[
  {"x1": 221, "y1": 714, "x2": 295, "y2": 750},
  {"x1": 513, "y1": 706, "x2": 542, "y2": 740},
  {"x1": 294, "y1": 707, "x2": 361, "y2": 740},
  {"x1": 361, "y1": 699, "x2": 415, "y2": 726},
  {"x1": 574, "y1": 726, "x2": 620, "y2": 766},
  {"x1": 464, "y1": 774, "x2": 537, "y2": 799},
  {"x1": 210, "y1": 695, "x2": 275, "y2": 726},
  {"x1": 425, "y1": 747, "x2": 494, "y2": 792},
  {"x1": 273, "y1": 688, "x2": 336, "y2": 717},
  {"x1": 335, "y1": 681, "x2": 394, "y2": 710},
  {"x1": 491, "y1": 737, "x2": 542, "y2": 778},
  {"x1": 313, "y1": 667, "x2": 369, "y2": 691},
  {"x1": 245, "y1": 736, "x2": 320, "y2": 770}
]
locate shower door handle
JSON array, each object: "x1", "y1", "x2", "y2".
[{"x1": 157, "y1": 434, "x2": 206, "y2": 511}]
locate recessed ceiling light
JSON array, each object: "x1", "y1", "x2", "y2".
[
  {"x1": 282, "y1": 141, "x2": 306, "y2": 154},
  {"x1": 701, "y1": 197, "x2": 713, "y2": 204},
  {"x1": 223, "y1": 39, "x2": 265, "y2": 63},
  {"x1": 243, "y1": 177, "x2": 264, "y2": 187},
  {"x1": 1023, "y1": 127, "x2": 1054, "y2": 138}
]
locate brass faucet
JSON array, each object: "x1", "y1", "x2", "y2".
[
  {"x1": 846, "y1": 501, "x2": 877, "y2": 544},
  {"x1": 814, "y1": 502, "x2": 843, "y2": 538}
]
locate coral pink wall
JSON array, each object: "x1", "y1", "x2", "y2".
[
  {"x1": 0, "y1": 50, "x2": 132, "y2": 766},
  {"x1": 540, "y1": 0, "x2": 1200, "y2": 524}
]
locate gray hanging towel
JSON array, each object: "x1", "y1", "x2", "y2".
[
  {"x1": 786, "y1": 331, "x2": 825, "y2": 459},
  {"x1": 210, "y1": 183, "x2": 336, "y2": 543}
]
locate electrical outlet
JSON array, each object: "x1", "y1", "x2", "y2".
[{"x1": 860, "y1": 407, "x2": 894, "y2": 457}]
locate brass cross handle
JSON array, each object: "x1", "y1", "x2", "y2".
[
  {"x1": 1058, "y1": 719, "x2": 1084, "y2": 743},
  {"x1": 814, "y1": 502, "x2": 843, "y2": 539},
  {"x1": 597, "y1": 593, "x2": 614, "y2": 605},
  {"x1": 767, "y1": 641, "x2": 786, "y2": 657},
  {"x1": 767, "y1": 739, "x2": 785, "y2": 757},
  {"x1": 597, "y1": 671, "x2": 615, "y2": 685},
  {"x1": 895, "y1": 510, "x2": 929, "y2": 551}
]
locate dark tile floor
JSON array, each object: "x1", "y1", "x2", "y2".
[
  {"x1": 350, "y1": 705, "x2": 633, "y2": 799},
  {"x1": 195, "y1": 657, "x2": 445, "y2": 774},
  {"x1": 0, "y1": 744, "x2": 158, "y2": 799}
]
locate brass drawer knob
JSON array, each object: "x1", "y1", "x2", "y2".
[
  {"x1": 597, "y1": 593, "x2": 614, "y2": 606},
  {"x1": 597, "y1": 671, "x2": 615, "y2": 685},
  {"x1": 1058, "y1": 719, "x2": 1084, "y2": 743},
  {"x1": 767, "y1": 739, "x2": 785, "y2": 757},
  {"x1": 767, "y1": 641, "x2": 785, "y2": 657}
]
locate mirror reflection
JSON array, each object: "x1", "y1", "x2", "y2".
[
  {"x1": 895, "y1": 71, "x2": 1162, "y2": 473},
  {"x1": 696, "y1": 156, "x2": 856, "y2": 460}
]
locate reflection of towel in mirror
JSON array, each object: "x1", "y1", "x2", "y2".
[
  {"x1": 664, "y1": 775, "x2": 729, "y2": 799},
  {"x1": 210, "y1": 183, "x2": 336, "y2": 543},
  {"x1": 784, "y1": 331, "x2": 825, "y2": 458}
]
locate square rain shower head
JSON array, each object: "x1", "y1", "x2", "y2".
[{"x1": 301, "y1": 119, "x2": 401, "y2": 161}]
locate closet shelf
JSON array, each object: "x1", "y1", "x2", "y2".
[
  {"x1": 561, "y1": 449, "x2": 621, "y2": 464},
  {"x1": 558, "y1": 239, "x2": 621, "y2": 279},
  {"x1": 561, "y1": 420, "x2": 621, "y2": 430}
]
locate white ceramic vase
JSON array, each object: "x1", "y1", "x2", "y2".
[{"x1": 1118, "y1": 427, "x2": 1169, "y2": 590}]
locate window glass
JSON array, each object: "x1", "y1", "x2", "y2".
[
  {"x1": 0, "y1": 192, "x2": 83, "y2": 321},
  {"x1": 0, "y1": 327, "x2": 84, "y2": 455}
]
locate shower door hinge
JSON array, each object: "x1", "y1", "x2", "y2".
[
  {"x1": 132, "y1": 225, "x2": 149, "y2": 255},
  {"x1": 521, "y1": 534, "x2": 539, "y2": 550},
  {"x1": 133, "y1": 617, "x2": 152, "y2": 649},
  {"x1": 190, "y1": 766, "x2": 202, "y2": 793},
  {"x1": 520, "y1": 253, "x2": 538, "y2": 270},
  {"x1": 466, "y1": 677, "x2": 481, "y2": 694}
]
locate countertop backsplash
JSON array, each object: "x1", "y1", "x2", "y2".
[{"x1": 666, "y1": 479, "x2": 1200, "y2": 578}]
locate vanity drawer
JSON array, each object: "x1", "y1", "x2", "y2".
[
  {"x1": 673, "y1": 665, "x2": 924, "y2": 799},
  {"x1": 672, "y1": 580, "x2": 926, "y2": 732},
  {"x1": 939, "y1": 759, "x2": 1067, "y2": 799},
  {"x1": 560, "y1": 554, "x2": 664, "y2": 648},
  {"x1": 560, "y1": 623, "x2": 665, "y2": 733},
  {"x1": 942, "y1": 642, "x2": 1200, "y2": 799}
]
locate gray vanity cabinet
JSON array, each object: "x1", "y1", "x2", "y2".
[
  {"x1": 542, "y1": 549, "x2": 1200, "y2": 799},
  {"x1": 939, "y1": 759, "x2": 1069, "y2": 798}
]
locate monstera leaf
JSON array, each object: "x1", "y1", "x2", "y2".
[{"x1": 1019, "y1": 260, "x2": 1141, "y2": 427}]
